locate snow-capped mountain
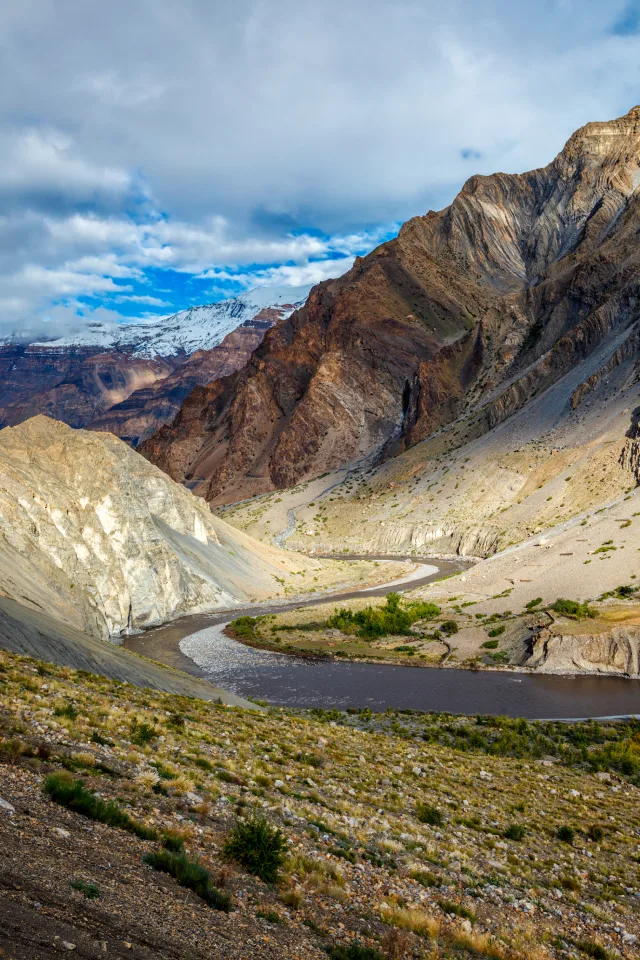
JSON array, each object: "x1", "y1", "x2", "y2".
[
  {"x1": 26, "y1": 285, "x2": 311, "y2": 358},
  {"x1": 0, "y1": 285, "x2": 311, "y2": 437}
]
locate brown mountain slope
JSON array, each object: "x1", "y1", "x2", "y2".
[{"x1": 142, "y1": 106, "x2": 640, "y2": 505}]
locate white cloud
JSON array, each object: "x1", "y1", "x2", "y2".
[{"x1": 0, "y1": 0, "x2": 639, "y2": 336}]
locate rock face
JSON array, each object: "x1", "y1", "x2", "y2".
[
  {"x1": 0, "y1": 287, "x2": 309, "y2": 440},
  {"x1": 0, "y1": 417, "x2": 322, "y2": 640},
  {"x1": 525, "y1": 626, "x2": 640, "y2": 678},
  {"x1": 142, "y1": 107, "x2": 640, "y2": 504}
]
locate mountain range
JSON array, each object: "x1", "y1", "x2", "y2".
[{"x1": 0, "y1": 285, "x2": 309, "y2": 444}]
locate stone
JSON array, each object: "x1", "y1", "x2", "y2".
[{"x1": 0, "y1": 797, "x2": 15, "y2": 814}]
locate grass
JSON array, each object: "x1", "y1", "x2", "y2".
[
  {"x1": 143, "y1": 849, "x2": 232, "y2": 911},
  {"x1": 415, "y1": 801, "x2": 444, "y2": 826},
  {"x1": 438, "y1": 900, "x2": 476, "y2": 922},
  {"x1": 504, "y1": 823, "x2": 526, "y2": 841},
  {"x1": 380, "y1": 905, "x2": 440, "y2": 939},
  {"x1": 43, "y1": 771, "x2": 157, "y2": 840},
  {"x1": 222, "y1": 814, "x2": 288, "y2": 883}
]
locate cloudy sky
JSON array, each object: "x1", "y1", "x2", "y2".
[{"x1": 2, "y1": 0, "x2": 640, "y2": 338}]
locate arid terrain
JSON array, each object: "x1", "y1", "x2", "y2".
[{"x1": 1, "y1": 649, "x2": 639, "y2": 960}]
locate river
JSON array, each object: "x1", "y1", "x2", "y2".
[{"x1": 124, "y1": 557, "x2": 640, "y2": 720}]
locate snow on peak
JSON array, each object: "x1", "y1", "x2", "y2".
[{"x1": 11, "y1": 285, "x2": 311, "y2": 357}]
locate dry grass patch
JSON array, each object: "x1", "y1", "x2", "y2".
[{"x1": 380, "y1": 905, "x2": 440, "y2": 939}]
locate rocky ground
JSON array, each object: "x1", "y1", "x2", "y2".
[{"x1": 1, "y1": 649, "x2": 639, "y2": 959}]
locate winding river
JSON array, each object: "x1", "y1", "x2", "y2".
[{"x1": 124, "y1": 557, "x2": 640, "y2": 720}]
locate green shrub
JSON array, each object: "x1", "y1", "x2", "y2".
[
  {"x1": 415, "y1": 802, "x2": 444, "y2": 826},
  {"x1": 487, "y1": 625, "x2": 506, "y2": 637},
  {"x1": 143, "y1": 849, "x2": 231, "y2": 911},
  {"x1": 43, "y1": 772, "x2": 157, "y2": 841},
  {"x1": 327, "y1": 594, "x2": 440, "y2": 640},
  {"x1": 587, "y1": 824, "x2": 604, "y2": 843},
  {"x1": 440, "y1": 620, "x2": 459, "y2": 636},
  {"x1": 525, "y1": 597, "x2": 543, "y2": 609},
  {"x1": 556, "y1": 825, "x2": 575, "y2": 845},
  {"x1": 504, "y1": 823, "x2": 526, "y2": 841},
  {"x1": 70, "y1": 878, "x2": 100, "y2": 899},
  {"x1": 223, "y1": 814, "x2": 288, "y2": 883},
  {"x1": 229, "y1": 616, "x2": 259, "y2": 640},
  {"x1": 551, "y1": 599, "x2": 596, "y2": 620},
  {"x1": 482, "y1": 639, "x2": 499, "y2": 649}
]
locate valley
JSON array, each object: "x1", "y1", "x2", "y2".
[{"x1": 2, "y1": 104, "x2": 640, "y2": 960}]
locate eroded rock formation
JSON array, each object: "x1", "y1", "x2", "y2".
[{"x1": 0, "y1": 417, "x2": 323, "y2": 639}]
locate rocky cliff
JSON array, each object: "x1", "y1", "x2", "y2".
[
  {"x1": 0, "y1": 417, "x2": 324, "y2": 640},
  {"x1": 142, "y1": 107, "x2": 640, "y2": 504}
]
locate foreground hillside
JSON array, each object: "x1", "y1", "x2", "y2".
[
  {"x1": 1, "y1": 649, "x2": 639, "y2": 960},
  {"x1": 143, "y1": 107, "x2": 640, "y2": 506}
]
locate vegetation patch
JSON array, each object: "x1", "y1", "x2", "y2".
[
  {"x1": 43, "y1": 771, "x2": 157, "y2": 840},
  {"x1": 143, "y1": 849, "x2": 231, "y2": 911},
  {"x1": 327, "y1": 592, "x2": 440, "y2": 639},
  {"x1": 222, "y1": 814, "x2": 288, "y2": 883}
]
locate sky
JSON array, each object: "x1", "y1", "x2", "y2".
[{"x1": 1, "y1": 0, "x2": 640, "y2": 339}]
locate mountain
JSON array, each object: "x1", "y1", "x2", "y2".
[
  {"x1": 0, "y1": 416, "x2": 326, "y2": 641},
  {"x1": 141, "y1": 106, "x2": 640, "y2": 504},
  {"x1": 0, "y1": 285, "x2": 309, "y2": 439}
]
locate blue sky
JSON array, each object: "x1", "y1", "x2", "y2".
[{"x1": 1, "y1": 0, "x2": 640, "y2": 338}]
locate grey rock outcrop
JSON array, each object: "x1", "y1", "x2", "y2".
[{"x1": 0, "y1": 416, "x2": 322, "y2": 639}]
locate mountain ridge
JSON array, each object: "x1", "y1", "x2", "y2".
[{"x1": 141, "y1": 105, "x2": 640, "y2": 504}]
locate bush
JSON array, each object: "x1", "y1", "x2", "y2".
[
  {"x1": 481, "y1": 639, "x2": 499, "y2": 649},
  {"x1": 143, "y1": 849, "x2": 231, "y2": 911},
  {"x1": 416, "y1": 802, "x2": 444, "y2": 826},
  {"x1": 525, "y1": 597, "x2": 543, "y2": 609},
  {"x1": 504, "y1": 823, "x2": 526, "y2": 841},
  {"x1": 587, "y1": 824, "x2": 604, "y2": 843},
  {"x1": 229, "y1": 616, "x2": 259, "y2": 640},
  {"x1": 43, "y1": 772, "x2": 157, "y2": 841},
  {"x1": 487, "y1": 625, "x2": 505, "y2": 637},
  {"x1": 222, "y1": 814, "x2": 288, "y2": 883},
  {"x1": 551, "y1": 598, "x2": 596, "y2": 620},
  {"x1": 440, "y1": 620, "x2": 459, "y2": 636},
  {"x1": 557, "y1": 825, "x2": 575, "y2": 845},
  {"x1": 130, "y1": 718, "x2": 157, "y2": 745}
]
